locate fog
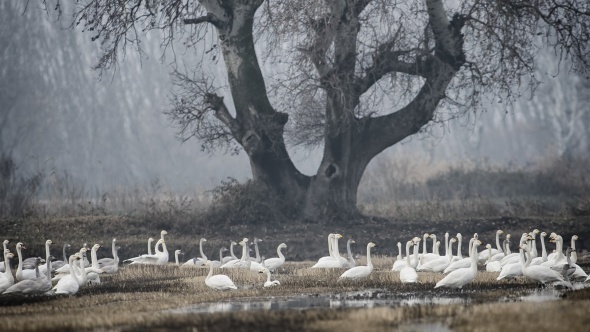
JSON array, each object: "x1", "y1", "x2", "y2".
[{"x1": 1, "y1": 1, "x2": 588, "y2": 195}]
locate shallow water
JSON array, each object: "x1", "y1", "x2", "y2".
[{"x1": 167, "y1": 289, "x2": 471, "y2": 314}]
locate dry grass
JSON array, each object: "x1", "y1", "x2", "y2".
[{"x1": 0, "y1": 259, "x2": 581, "y2": 331}]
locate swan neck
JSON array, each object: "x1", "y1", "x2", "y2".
[
  {"x1": 457, "y1": 237, "x2": 462, "y2": 258},
  {"x1": 266, "y1": 270, "x2": 271, "y2": 283},
  {"x1": 68, "y1": 256, "x2": 76, "y2": 277},
  {"x1": 332, "y1": 238, "x2": 341, "y2": 259},
  {"x1": 470, "y1": 242, "x2": 478, "y2": 269},
  {"x1": 46, "y1": 259, "x2": 52, "y2": 279},
  {"x1": 46, "y1": 243, "x2": 51, "y2": 261},
  {"x1": 219, "y1": 249, "x2": 224, "y2": 262},
  {"x1": 423, "y1": 235, "x2": 428, "y2": 254},
  {"x1": 447, "y1": 241, "x2": 454, "y2": 259},
  {"x1": 148, "y1": 239, "x2": 153, "y2": 256},
  {"x1": 405, "y1": 242, "x2": 411, "y2": 258},
  {"x1": 328, "y1": 235, "x2": 334, "y2": 258},
  {"x1": 63, "y1": 245, "x2": 68, "y2": 261},
  {"x1": 496, "y1": 232, "x2": 503, "y2": 252},
  {"x1": 254, "y1": 242, "x2": 261, "y2": 261},
  {"x1": 91, "y1": 248, "x2": 99, "y2": 268},
  {"x1": 540, "y1": 235, "x2": 547, "y2": 259},
  {"x1": 431, "y1": 236, "x2": 436, "y2": 253},
  {"x1": 240, "y1": 243, "x2": 248, "y2": 260},
  {"x1": 200, "y1": 239, "x2": 207, "y2": 260},
  {"x1": 366, "y1": 244, "x2": 373, "y2": 268},
  {"x1": 230, "y1": 243, "x2": 237, "y2": 259},
  {"x1": 206, "y1": 262, "x2": 213, "y2": 280},
  {"x1": 347, "y1": 241, "x2": 353, "y2": 260},
  {"x1": 278, "y1": 246, "x2": 285, "y2": 260}
]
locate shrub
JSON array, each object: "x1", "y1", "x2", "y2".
[{"x1": 0, "y1": 154, "x2": 41, "y2": 217}]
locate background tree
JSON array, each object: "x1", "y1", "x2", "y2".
[{"x1": 49, "y1": 0, "x2": 590, "y2": 219}]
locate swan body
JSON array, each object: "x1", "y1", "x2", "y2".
[
  {"x1": 484, "y1": 243, "x2": 501, "y2": 272},
  {"x1": 15, "y1": 243, "x2": 39, "y2": 281},
  {"x1": 53, "y1": 254, "x2": 81, "y2": 295},
  {"x1": 530, "y1": 232, "x2": 548, "y2": 265},
  {"x1": 182, "y1": 238, "x2": 208, "y2": 267},
  {"x1": 479, "y1": 230, "x2": 503, "y2": 262},
  {"x1": 400, "y1": 240, "x2": 420, "y2": 284},
  {"x1": 4, "y1": 258, "x2": 48, "y2": 295},
  {"x1": 435, "y1": 240, "x2": 481, "y2": 289},
  {"x1": 346, "y1": 239, "x2": 356, "y2": 268},
  {"x1": 418, "y1": 237, "x2": 456, "y2": 273},
  {"x1": 98, "y1": 239, "x2": 118, "y2": 267},
  {"x1": 252, "y1": 238, "x2": 263, "y2": 263},
  {"x1": 221, "y1": 239, "x2": 253, "y2": 269},
  {"x1": 100, "y1": 246, "x2": 120, "y2": 274},
  {"x1": 259, "y1": 267, "x2": 280, "y2": 287},
  {"x1": 338, "y1": 242, "x2": 375, "y2": 280},
  {"x1": 264, "y1": 243, "x2": 287, "y2": 272},
  {"x1": 204, "y1": 260, "x2": 237, "y2": 290},
  {"x1": 497, "y1": 253, "x2": 524, "y2": 280},
  {"x1": 392, "y1": 241, "x2": 412, "y2": 271},
  {"x1": 221, "y1": 241, "x2": 238, "y2": 264},
  {"x1": 521, "y1": 244, "x2": 569, "y2": 288},
  {"x1": 52, "y1": 243, "x2": 71, "y2": 271},
  {"x1": 0, "y1": 251, "x2": 15, "y2": 293},
  {"x1": 313, "y1": 234, "x2": 346, "y2": 268}
]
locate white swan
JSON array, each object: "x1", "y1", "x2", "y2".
[
  {"x1": 316, "y1": 234, "x2": 336, "y2": 263},
  {"x1": 259, "y1": 267, "x2": 280, "y2": 287},
  {"x1": 100, "y1": 246, "x2": 120, "y2": 274},
  {"x1": 479, "y1": 230, "x2": 503, "y2": 262},
  {"x1": 174, "y1": 250, "x2": 184, "y2": 266},
  {"x1": 54, "y1": 246, "x2": 87, "y2": 276},
  {"x1": 520, "y1": 244, "x2": 570, "y2": 288},
  {"x1": 204, "y1": 260, "x2": 237, "y2": 290},
  {"x1": 182, "y1": 238, "x2": 208, "y2": 267},
  {"x1": 400, "y1": 240, "x2": 419, "y2": 284},
  {"x1": 52, "y1": 254, "x2": 81, "y2": 295},
  {"x1": 435, "y1": 240, "x2": 481, "y2": 289},
  {"x1": 0, "y1": 240, "x2": 9, "y2": 273},
  {"x1": 98, "y1": 238, "x2": 118, "y2": 267},
  {"x1": 221, "y1": 238, "x2": 258, "y2": 270},
  {"x1": 0, "y1": 251, "x2": 15, "y2": 293},
  {"x1": 4, "y1": 257, "x2": 51, "y2": 295},
  {"x1": 530, "y1": 232, "x2": 548, "y2": 265},
  {"x1": 221, "y1": 241, "x2": 238, "y2": 264},
  {"x1": 15, "y1": 243, "x2": 39, "y2": 281},
  {"x1": 338, "y1": 242, "x2": 376, "y2": 280},
  {"x1": 444, "y1": 238, "x2": 476, "y2": 274},
  {"x1": 252, "y1": 238, "x2": 263, "y2": 263},
  {"x1": 52, "y1": 243, "x2": 71, "y2": 271},
  {"x1": 346, "y1": 238, "x2": 356, "y2": 268},
  {"x1": 124, "y1": 239, "x2": 168, "y2": 265},
  {"x1": 451, "y1": 233, "x2": 463, "y2": 262},
  {"x1": 541, "y1": 234, "x2": 566, "y2": 268},
  {"x1": 500, "y1": 233, "x2": 530, "y2": 266},
  {"x1": 485, "y1": 244, "x2": 501, "y2": 272},
  {"x1": 86, "y1": 244, "x2": 104, "y2": 284},
  {"x1": 392, "y1": 240, "x2": 413, "y2": 272},
  {"x1": 417, "y1": 237, "x2": 456, "y2": 273},
  {"x1": 395, "y1": 242, "x2": 403, "y2": 261},
  {"x1": 263, "y1": 243, "x2": 287, "y2": 272},
  {"x1": 312, "y1": 234, "x2": 346, "y2": 268},
  {"x1": 497, "y1": 242, "x2": 527, "y2": 281}
]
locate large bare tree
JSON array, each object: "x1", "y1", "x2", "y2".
[{"x1": 49, "y1": 0, "x2": 590, "y2": 219}]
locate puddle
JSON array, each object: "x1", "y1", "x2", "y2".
[
  {"x1": 520, "y1": 288, "x2": 562, "y2": 302},
  {"x1": 167, "y1": 289, "x2": 470, "y2": 314},
  {"x1": 397, "y1": 322, "x2": 452, "y2": 332}
]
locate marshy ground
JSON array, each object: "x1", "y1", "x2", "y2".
[{"x1": 0, "y1": 257, "x2": 589, "y2": 332}]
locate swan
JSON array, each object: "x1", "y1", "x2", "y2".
[
  {"x1": 570, "y1": 235, "x2": 579, "y2": 264},
  {"x1": 520, "y1": 244, "x2": 570, "y2": 288},
  {"x1": 485, "y1": 244, "x2": 501, "y2": 272},
  {"x1": 400, "y1": 240, "x2": 420, "y2": 284},
  {"x1": 208, "y1": 247, "x2": 228, "y2": 269},
  {"x1": 221, "y1": 238, "x2": 260, "y2": 270},
  {"x1": 259, "y1": 267, "x2": 280, "y2": 287},
  {"x1": 0, "y1": 240, "x2": 9, "y2": 273},
  {"x1": 316, "y1": 234, "x2": 336, "y2": 263},
  {"x1": 338, "y1": 242, "x2": 376, "y2": 280},
  {"x1": 52, "y1": 243, "x2": 71, "y2": 271},
  {"x1": 221, "y1": 241, "x2": 238, "y2": 264},
  {"x1": 500, "y1": 233, "x2": 530, "y2": 266},
  {"x1": 15, "y1": 243, "x2": 40, "y2": 281},
  {"x1": 204, "y1": 260, "x2": 237, "y2": 290},
  {"x1": 346, "y1": 238, "x2": 356, "y2": 268},
  {"x1": 99, "y1": 246, "x2": 120, "y2": 274},
  {"x1": 530, "y1": 232, "x2": 548, "y2": 265},
  {"x1": 98, "y1": 238, "x2": 118, "y2": 267},
  {"x1": 418, "y1": 233, "x2": 439, "y2": 266},
  {"x1": 124, "y1": 239, "x2": 169, "y2": 265},
  {"x1": 479, "y1": 230, "x2": 503, "y2": 262},
  {"x1": 417, "y1": 237, "x2": 456, "y2": 273},
  {"x1": 174, "y1": 250, "x2": 184, "y2": 266},
  {"x1": 182, "y1": 238, "x2": 208, "y2": 267},
  {"x1": 530, "y1": 229, "x2": 540, "y2": 258},
  {"x1": 252, "y1": 238, "x2": 263, "y2": 263},
  {"x1": 4, "y1": 257, "x2": 47, "y2": 295},
  {"x1": 451, "y1": 233, "x2": 463, "y2": 262},
  {"x1": 263, "y1": 243, "x2": 287, "y2": 272},
  {"x1": 53, "y1": 247, "x2": 89, "y2": 281},
  {"x1": 395, "y1": 242, "x2": 403, "y2": 261},
  {"x1": 545, "y1": 232, "x2": 560, "y2": 261},
  {"x1": 52, "y1": 254, "x2": 82, "y2": 295},
  {"x1": 444, "y1": 238, "x2": 476, "y2": 274},
  {"x1": 497, "y1": 243, "x2": 526, "y2": 281},
  {"x1": 312, "y1": 234, "x2": 346, "y2": 268},
  {"x1": 392, "y1": 240, "x2": 413, "y2": 272},
  {"x1": 541, "y1": 234, "x2": 566, "y2": 268},
  {"x1": 431, "y1": 234, "x2": 440, "y2": 255},
  {"x1": 86, "y1": 244, "x2": 104, "y2": 284},
  {"x1": 32, "y1": 240, "x2": 53, "y2": 275},
  {"x1": 0, "y1": 251, "x2": 15, "y2": 293},
  {"x1": 551, "y1": 247, "x2": 588, "y2": 281},
  {"x1": 435, "y1": 240, "x2": 482, "y2": 289}
]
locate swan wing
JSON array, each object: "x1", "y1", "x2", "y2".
[
  {"x1": 399, "y1": 267, "x2": 417, "y2": 283},
  {"x1": 207, "y1": 275, "x2": 237, "y2": 290},
  {"x1": 53, "y1": 274, "x2": 79, "y2": 295},
  {"x1": 339, "y1": 266, "x2": 371, "y2": 280},
  {"x1": 263, "y1": 258, "x2": 284, "y2": 271}
]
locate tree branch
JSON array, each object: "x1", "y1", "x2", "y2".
[{"x1": 184, "y1": 13, "x2": 224, "y2": 28}]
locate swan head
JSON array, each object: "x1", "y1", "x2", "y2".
[
  {"x1": 445, "y1": 232, "x2": 449, "y2": 238},
  {"x1": 348, "y1": 239, "x2": 355, "y2": 244},
  {"x1": 473, "y1": 233, "x2": 479, "y2": 239},
  {"x1": 429, "y1": 234, "x2": 436, "y2": 239},
  {"x1": 412, "y1": 237, "x2": 421, "y2": 243},
  {"x1": 17, "y1": 242, "x2": 25, "y2": 250},
  {"x1": 115, "y1": 246, "x2": 121, "y2": 251},
  {"x1": 45, "y1": 239, "x2": 53, "y2": 245},
  {"x1": 148, "y1": 238, "x2": 155, "y2": 243},
  {"x1": 456, "y1": 233, "x2": 462, "y2": 239},
  {"x1": 541, "y1": 232, "x2": 547, "y2": 237},
  {"x1": 231, "y1": 241, "x2": 237, "y2": 246},
  {"x1": 486, "y1": 244, "x2": 492, "y2": 249},
  {"x1": 47, "y1": 255, "x2": 55, "y2": 261},
  {"x1": 175, "y1": 250, "x2": 182, "y2": 255},
  {"x1": 3, "y1": 239, "x2": 9, "y2": 245},
  {"x1": 450, "y1": 238, "x2": 457, "y2": 244},
  {"x1": 335, "y1": 234, "x2": 343, "y2": 239},
  {"x1": 572, "y1": 235, "x2": 578, "y2": 241},
  {"x1": 93, "y1": 244, "x2": 101, "y2": 250},
  {"x1": 474, "y1": 240, "x2": 482, "y2": 247},
  {"x1": 221, "y1": 247, "x2": 228, "y2": 252},
  {"x1": 112, "y1": 238, "x2": 117, "y2": 243},
  {"x1": 506, "y1": 234, "x2": 511, "y2": 240},
  {"x1": 368, "y1": 242, "x2": 376, "y2": 248},
  {"x1": 423, "y1": 233, "x2": 429, "y2": 238},
  {"x1": 254, "y1": 238, "x2": 262, "y2": 243},
  {"x1": 161, "y1": 230, "x2": 168, "y2": 236},
  {"x1": 279, "y1": 243, "x2": 287, "y2": 249},
  {"x1": 201, "y1": 238, "x2": 207, "y2": 243},
  {"x1": 497, "y1": 230, "x2": 504, "y2": 235},
  {"x1": 533, "y1": 229, "x2": 539, "y2": 235},
  {"x1": 65, "y1": 243, "x2": 71, "y2": 248},
  {"x1": 5, "y1": 252, "x2": 14, "y2": 260}
]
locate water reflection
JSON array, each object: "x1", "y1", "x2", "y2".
[{"x1": 167, "y1": 290, "x2": 470, "y2": 315}]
